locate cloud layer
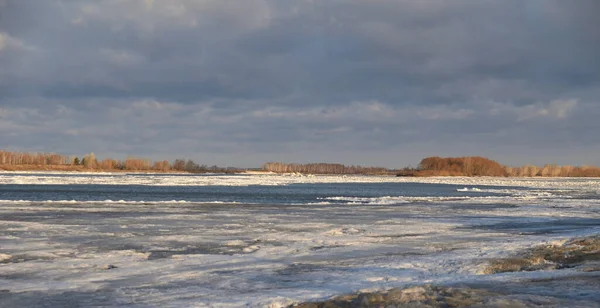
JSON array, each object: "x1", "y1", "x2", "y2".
[{"x1": 1, "y1": 0, "x2": 599, "y2": 166}]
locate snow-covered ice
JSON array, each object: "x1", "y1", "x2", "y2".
[
  {"x1": 1, "y1": 171, "x2": 600, "y2": 189},
  {"x1": 0, "y1": 174, "x2": 599, "y2": 307}
]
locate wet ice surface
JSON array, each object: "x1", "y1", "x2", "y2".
[{"x1": 0, "y1": 173, "x2": 599, "y2": 307}]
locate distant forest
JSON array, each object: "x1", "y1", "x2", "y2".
[
  {"x1": 262, "y1": 162, "x2": 392, "y2": 175},
  {"x1": 0, "y1": 150, "x2": 236, "y2": 173},
  {"x1": 266, "y1": 156, "x2": 600, "y2": 177},
  {"x1": 413, "y1": 156, "x2": 600, "y2": 177},
  {"x1": 2, "y1": 150, "x2": 600, "y2": 177}
]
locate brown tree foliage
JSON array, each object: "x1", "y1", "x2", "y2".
[
  {"x1": 99, "y1": 158, "x2": 119, "y2": 170},
  {"x1": 123, "y1": 156, "x2": 151, "y2": 170},
  {"x1": 172, "y1": 159, "x2": 186, "y2": 171},
  {"x1": 263, "y1": 162, "x2": 390, "y2": 175},
  {"x1": 0, "y1": 150, "x2": 69, "y2": 166},
  {"x1": 504, "y1": 164, "x2": 600, "y2": 177},
  {"x1": 416, "y1": 156, "x2": 600, "y2": 177},
  {"x1": 2, "y1": 149, "x2": 600, "y2": 177},
  {"x1": 0, "y1": 149, "x2": 239, "y2": 173},
  {"x1": 417, "y1": 156, "x2": 507, "y2": 176},
  {"x1": 152, "y1": 160, "x2": 172, "y2": 172},
  {"x1": 82, "y1": 153, "x2": 98, "y2": 169},
  {"x1": 264, "y1": 157, "x2": 600, "y2": 177},
  {"x1": 0, "y1": 150, "x2": 186, "y2": 172}
]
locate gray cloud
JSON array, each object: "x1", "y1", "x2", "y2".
[{"x1": 0, "y1": 0, "x2": 599, "y2": 166}]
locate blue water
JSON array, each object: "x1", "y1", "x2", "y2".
[
  {"x1": 0, "y1": 181, "x2": 516, "y2": 204},
  {"x1": 1, "y1": 173, "x2": 599, "y2": 307}
]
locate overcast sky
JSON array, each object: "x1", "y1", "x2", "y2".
[{"x1": 1, "y1": 0, "x2": 599, "y2": 168}]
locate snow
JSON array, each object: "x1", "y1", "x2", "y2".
[
  {"x1": 0, "y1": 174, "x2": 599, "y2": 306},
  {"x1": 1, "y1": 171, "x2": 600, "y2": 189}
]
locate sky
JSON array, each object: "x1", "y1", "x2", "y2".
[{"x1": 1, "y1": 0, "x2": 599, "y2": 168}]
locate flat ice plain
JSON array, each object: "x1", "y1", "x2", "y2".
[{"x1": 0, "y1": 172, "x2": 599, "y2": 307}]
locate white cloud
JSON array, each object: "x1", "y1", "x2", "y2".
[
  {"x1": 249, "y1": 100, "x2": 478, "y2": 123},
  {"x1": 0, "y1": 32, "x2": 35, "y2": 52},
  {"x1": 482, "y1": 98, "x2": 579, "y2": 121},
  {"x1": 250, "y1": 100, "x2": 396, "y2": 121},
  {"x1": 517, "y1": 99, "x2": 578, "y2": 121},
  {"x1": 100, "y1": 48, "x2": 144, "y2": 67},
  {"x1": 76, "y1": 0, "x2": 272, "y2": 35},
  {"x1": 545, "y1": 99, "x2": 578, "y2": 118},
  {"x1": 415, "y1": 106, "x2": 475, "y2": 120},
  {"x1": 0, "y1": 32, "x2": 14, "y2": 51}
]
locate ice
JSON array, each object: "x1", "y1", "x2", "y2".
[
  {"x1": 0, "y1": 253, "x2": 12, "y2": 262},
  {"x1": 457, "y1": 187, "x2": 482, "y2": 192},
  {"x1": 1, "y1": 171, "x2": 600, "y2": 190},
  {"x1": 1, "y1": 174, "x2": 599, "y2": 306}
]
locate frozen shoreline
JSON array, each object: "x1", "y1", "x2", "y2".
[
  {"x1": 1, "y1": 175, "x2": 599, "y2": 307},
  {"x1": 291, "y1": 235, "x2": 600, "y2": 307},
  {"x1": 1, "y1": 172, "x2": 600, "y2": 189},
  {"x1": 290, "y1": 274, "x2": 600, "y2": 307}
]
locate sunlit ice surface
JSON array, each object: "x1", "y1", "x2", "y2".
[{"x1": 1, "y1": 173, "x2": 599, "y2": 307}]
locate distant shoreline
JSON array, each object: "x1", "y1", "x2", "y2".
[
  {"x1": 3, "y1": 164, "x2": 600, "y2": 178},
  {"x1": 0, "y1": 164, "x2": 186, "y2": 173},
  {"x1": 3, "y1": 152, "x2": 600, "y2": 177},
  {"x1": 264, "y1": 157, "x2": 600, "y2": 177},
  {"x1": 0, "y1": 165, "x2": 277, "y2": 175}
]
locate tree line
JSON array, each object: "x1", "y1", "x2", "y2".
[
  {"x1": 3, "y1": 149, "x2": 600, "y2": 177},
  {"x1": 263, "y1": 162, "x2": 393, "y2": 175},
  {"x1": 414, "y1": 156, "x2": 600, "y2": 177},
  {"x1": 0, "y1": 150, "x2": 237, "y2": 173},
  {"x1": 416, "y1": 156, "x2": 506, "y2": 176},
  {"x1": 263, "y1": 156, "x2": 600, "y2": 177},
  {"x1": 0, "y1": 151, "x2": 69, "y2": 166}
]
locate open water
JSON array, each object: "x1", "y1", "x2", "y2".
[{"x1": 0, "y1": 173, "x2": 599, "y2": 307}]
